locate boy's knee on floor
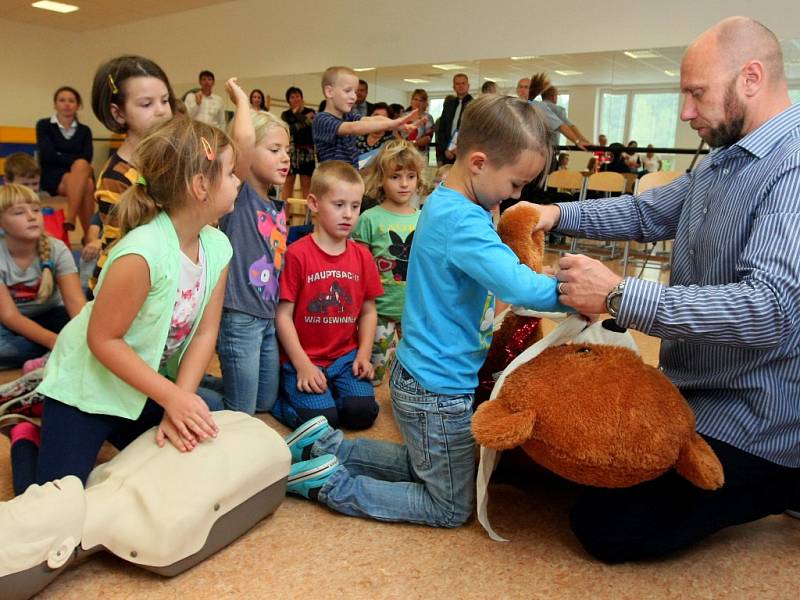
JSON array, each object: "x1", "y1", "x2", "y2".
[
  {"x1": 339, "y1": 396, "x2": 379, "y2": 430},
  {"x1": 297, "y1": 406, "x2": 341, "y2": 429},
  {"x1": 569, "y1": 502, "x2": 630, "y2": 564}
]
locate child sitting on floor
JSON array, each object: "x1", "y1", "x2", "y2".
[
  {"x1": 0, "y1": 184, "x2": 85, "y2": 370},
  {"x1": 1, "y1": 116, "x2": 236, "y2": 496},
  {"x1": 282, "y1": 95, "x2": 569, "y2": 524},
  {"x1": 353, "y1": 139, "x2": 423, "y2": 385},
  {"x1": 270, "y1": 161, "x2": 383, "y2": 430}
]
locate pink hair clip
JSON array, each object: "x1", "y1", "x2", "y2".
[{"x1": 200, "y1": 136, "x2": 215, "y2": 161}]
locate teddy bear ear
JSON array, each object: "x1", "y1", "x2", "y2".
[
  {"x1": 674, "y1": 433, "x2": 725, "y2": 490},
  {"x1": 472, "y1": 399, "x2": 536, "y2": 450}
]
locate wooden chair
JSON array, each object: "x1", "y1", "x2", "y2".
[
  {"x1": 542, "y1": 170, "x2": 585, "y2": 253},
  {"x1": 621, "y1": 171, "x2": 684, "y2": 276},
  {"x1": 286, "y1": 197, "x2": 310, "y2": 226},
  {"x1": 570, "y1": 172, "x2": 627, "y2": 258}
]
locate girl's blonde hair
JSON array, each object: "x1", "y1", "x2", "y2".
[
  {"x1": 362, "y1": 139, "x2": 425, "y2": 202},
  {"x1": 250, "y1": 110, "x2": 289, "y2": 145},
  {"x1": 0, "y1": 184, "x2": 54, "y2": 302},
  {"x1": 116, "y1": 115, "x2": 236, "y2": 235},
  {"x1": 457, "y1": 94, "x2": 548, "y2": 168}
]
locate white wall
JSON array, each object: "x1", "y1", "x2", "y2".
[{"x1": 2, "y1": 0, "x2": 798, "y2": 154}]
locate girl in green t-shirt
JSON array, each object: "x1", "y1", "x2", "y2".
[{"x1": 353, "y1": 140, "x2": 424, "y2": 384}]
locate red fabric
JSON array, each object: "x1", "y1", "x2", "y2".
[
  {"x1": 42, "y1": 208, "x2": 72, "y2": 248},
  {"x1": 10, "y1": 421, "x2": 40, "y2": 446},
  {"x1": 280, "y1": 236, "x2": 383, "y2": 366}
]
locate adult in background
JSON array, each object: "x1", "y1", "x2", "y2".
[
  {"x1": 401, "y1": 88, "x2": 434, "y2": 156},
  {"x1": 280, "y1": 86, "x2": 316, "y2": 199},
  {"x1": 354, "y1": 79, "x2": 374, "y2": 117},
  {"x1": 481, "y1": 81, "x2": 498, "y2": 94},
  {"x1": 541, "y1": 85, "x2": 590, "y2": 153},
  {"x1": 184, "y1": 70, "x2": 226, "y2": 129},
  {"x1": 35, "y1": 86, "x2": 94, "y2": 240},
  {"x1": 355, "y1": 102, "x2": 395, "y2": 157},
  {"x1": 534, "y1": 16, "x2": 800, "y2": 562},
  {"x1": 516, "y1": 77, "x2": 530, "y2": 101},
  {"x1": 435, "y1": 73, "x2": 473, "y2": 165},
  {"x1": 249, "y1": 88, "x2": 270, "y2": 112}
]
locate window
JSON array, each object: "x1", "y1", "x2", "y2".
[
  {"x1": 598, "y1": 90, "x2": 680, "y2": 147},
  {"x1": 598, "y1": 92, "x2": 628, "y2": 145},
  {"x1": 629, "y1": 93, "x2": 680, "y2": 148},
  {"x1": 790, "y1": 88, "x2": 800, "y2": 104}
]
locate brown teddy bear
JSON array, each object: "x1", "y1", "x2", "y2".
[{"x1": 472, "y1": 204, "x2": 724, "y2": 492}]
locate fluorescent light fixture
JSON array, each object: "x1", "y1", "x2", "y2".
[
  {"x1": 432, "y1": 64, "x2": 466, "y2": 71},
  {"x1": 554, "y1": 70, "x2": 582, "y2": 76},
  {"x1": 664, "y1": 69, "x2": 679, "y2": 77},
  {"x1": 624, "y1": 50, "x2": 661, "y2": 59},
  {"x1": 483, "y1": 77, "x2": 509, "y2": 83},
  {"x1": 510, "y1": 56, "x2": 537, "y2": 61},
  {"x1": 32, "y1": 1, "x2": 79, "y2": 13},
  {"x1": 403, "y1": 78, "x2": 429, "y2": 84},
  {"x1": 353, "y1": 67, "x2": 375, "y2": 72}
]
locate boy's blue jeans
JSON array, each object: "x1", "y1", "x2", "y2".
[
  {"x1": 216, "y1": 309, "x2": 280, "y2": 414},
  {"x1": 313, "y1": 359, "x2": 475, "y2": 527}
]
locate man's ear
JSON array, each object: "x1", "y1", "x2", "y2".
[
  {"x1": 466, "y1": 150, "x2": 488, "y2": 175},
  {"x1": 741, "y1": 60, "x2": 765, "y2": 97},
  {"x1": 110, "y1": 103, "x2": 126, "y2": 127},
  {"x1": 190, "y1": 173, "x2": 210, "y2": 202}
]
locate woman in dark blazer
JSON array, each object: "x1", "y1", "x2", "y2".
[{"x1": 36, "y1": 86, "x2": 94, "y2": 240}]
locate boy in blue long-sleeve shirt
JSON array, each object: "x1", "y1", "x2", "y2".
[{"x1": 283, "y1": 95, "x2": 569, "y2": 526}]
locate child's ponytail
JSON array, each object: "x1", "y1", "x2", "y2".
[
  {"x1": 116, "y1": 176, "x2": 159, "y2": 235},
  {"x1": 35, "y1": 234, "x2": 55, "y2": 303}
]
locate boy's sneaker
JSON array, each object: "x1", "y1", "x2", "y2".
[
  {"x1": 285, "y1": 415, "x2": 332, "y2": 463},
  {"x1": 286, "y1": 454, "x2": 340, "y2": 500},
  {"x1": 0, "y1": 414, "x2": 39, "y2": 439},
  {"x1": 22, "y1": 353, "x2": 49, "y2": 374},
  {"x1": 0, "y1": 369, "x2": 44, "y2": 413}
]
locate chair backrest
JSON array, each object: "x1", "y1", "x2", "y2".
[
  {"x1": 545, "y1": 170, "x2": 584, "y2": 192},
  {"x1": 585, "y1": 171, "x2": 626, "y2": 194},
  {"x1": 635, "y1": 170, "x2": 683, "y2": 195}
]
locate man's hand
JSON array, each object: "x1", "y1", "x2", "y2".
[
  {"x1": 194, "y1": 91, "x2": 203, "y2": 105},
  {"x1": 556, "y1": 253, "x2": 622, "y2": 314},
  {"x1": 531, "y1": 204, "x2": 561, "y2": 232}
]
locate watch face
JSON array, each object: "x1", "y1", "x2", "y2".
[{"x1": 610, "y1": 293, "x2": 622, "y2": 313}]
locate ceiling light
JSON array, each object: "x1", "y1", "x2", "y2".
[
  {"x1": 510, "y1": 56, "x2": 537, "y2": 61},
  {"x1": 483, "y1": 77, "x2": 509, "y2": 83},
  {"x1": 353, "y1": 67, "x2": 375, "y2": 72},
  {"x1": 432, "y1": 64, "x2": 466, "y2": 71},
  {"x1": 31, "y1": 1, "x2": 79, "y2": 13},
  {"x1": 403, "y1": 78, "x2": 429, "y2": 84},
  {"x1": 554, "y1": 70, "x2": 582, "y2": 76},
  {"x1": 664, "y1": 70, "x2": 679, "y2": 77},
  {"x1": 624, "y1": 50, "x2": 661, "y2": 59}
]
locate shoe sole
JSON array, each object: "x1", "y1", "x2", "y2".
[
  {"x1": 285, "y1": 415, "x2": 329, "y2": 447},
  {"x1": 786, "y1": 510, "x2": 800, "y2": 519},
  {"x1": 0, "y1": 369, "x2": 44, "y2": 404},
  {"x1": 288, "y1": 457, "x2": 339, "y2": 484}
]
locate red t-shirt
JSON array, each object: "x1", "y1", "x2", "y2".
[{"x1": 280, "y1": 235, "x2": 383, "y2": 366}]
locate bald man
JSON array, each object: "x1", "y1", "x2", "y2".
[
  {"x1": 534, "y1": 17, "x2": 800, "y2": 562},
  {"x1": 516, "y1": 77, "x2": 530, "y2": 101}
]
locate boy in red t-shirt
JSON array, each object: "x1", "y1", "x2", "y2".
[{"x1": 271, "y1": 161, "x2": 383, "y2": 431}]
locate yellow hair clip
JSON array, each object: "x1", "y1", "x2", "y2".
[
  {"x1": 107, "y1": 74, "x2": 119, "y2": 95},
  {"x1": 200, "y1": 137, "x2": 215, "y2": 161}
]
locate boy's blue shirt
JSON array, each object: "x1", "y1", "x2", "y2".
[{"x1": 396, "y1": 185, "x2": 565, "y2": 395}]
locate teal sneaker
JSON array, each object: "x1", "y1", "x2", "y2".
[
  {"x1": 284, "y1": 415, "x2": 332, "y2": 463},
  {"x1": 286, "y1": 454, "x2": 340, "y2": 500}
]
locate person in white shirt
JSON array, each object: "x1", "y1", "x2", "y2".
[{"x1": 184, "y1": 70, "x2": 226, "y2": 130}]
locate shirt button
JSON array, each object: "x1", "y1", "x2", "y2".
[
  {"x1": 702, "y1": 208, "x2": 708, "y2": 214},
  {"x1": 689, "y1": 249, "x2": 695, "y2": 255},
  {"x1": 723, "y1": 168, "x2": 729, "y2": 175}
]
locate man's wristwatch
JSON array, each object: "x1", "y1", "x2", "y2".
[{"x1": 605, "y1": 280, "x2": 626, "y2": 318}]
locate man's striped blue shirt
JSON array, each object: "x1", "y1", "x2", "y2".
[{"x1": 557, "y1": 102, "x2": 800, "y2": 466}]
